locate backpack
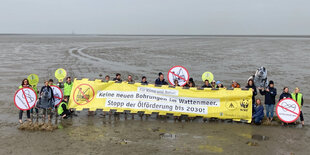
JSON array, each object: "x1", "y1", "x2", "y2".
[{"x1": 42, "y1": 86, "x2": 52, "y2": 99}]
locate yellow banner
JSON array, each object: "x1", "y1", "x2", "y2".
[{"x1": 68, "y1": 79, "x2": 253, "y2": 123}]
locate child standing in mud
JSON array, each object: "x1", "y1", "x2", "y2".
[
  {"x1": 18, "y1": 79, "x2": 32, "y2": 123},
  {"x1": 38, "y1": 81, "x2": 54, "y2": 122}
]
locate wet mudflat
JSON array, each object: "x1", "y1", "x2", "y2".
[{"x1": 0, "y1": 35, "x2": 310, "y2": 154}]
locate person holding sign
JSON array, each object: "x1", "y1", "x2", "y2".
[
  {"x1": 113, "y1": 73, "x2": 122, "y2": 82},
  {"x1": 252, "y1": 99, "x2": 264, "y2": 125},
  {"x1": 279, "y1": 87, "x2": 292, "y2": 100},
  {"x1": 291, "y1": 87, "x2": 304, "y2": 125},
  {"x1": 155, "y1": 72, "x2": 168, "y2": 85},
  {"x1": 126, "y1": 75, "x2": 135, "y2": 83},
  {"x1": 18, "y1": 79, "x2": 32, "y2": 123},
  {"x1": 259, "y1": 80, "x2": 277, "y2": 122},
  {"x1": 141, "y1": 76, "x2": 148, "y2": 84},
  {"x1": 63, "y1": 77, "x2": 73, "y2": 101},
  {"x1": 231, "y1": 80, "x2": 241, "y2": 88},
  {"x1": 201, "y1": 79, "x2": 211, "y2": 88}
]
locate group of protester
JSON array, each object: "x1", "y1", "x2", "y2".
[
  {"x1": 18, "y1": 72, "x2": 305, "y2": 126},
  {"x1": 250, "y1": 81, "x2": 304, "y2": 126},
  {"x1": 18, "y1": 77, "x2": 74, "y2": 124}
]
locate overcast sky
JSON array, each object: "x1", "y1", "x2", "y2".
[{"x1": 0, "y1": 0, "x2": 309, "y2": 35}]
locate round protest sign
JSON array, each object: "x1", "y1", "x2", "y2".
[
  {"x1": 14, "y1": 87, "x2": 37, "y2": 110},
  {"x1": 50, "y1": 85, "x2": 63, "y2": 106},
  {"x1": 73, "y1": 84, "x2": 95, "y2": 105},
  {"x1": 55, "y1": 68, "x2": 67, "y2": 82},
  {"x1": 201, "y1": 71, "x2": 214, "y2": 82},
  {"x1": 276, "y1": 98, "x2": 300, "y2": 123},
  {"x1": 167, "y1": 66, "x2": 190, "y2": 86},
  {"x1": 27, "y1": 74, "x2": 39, "y2": 86}
]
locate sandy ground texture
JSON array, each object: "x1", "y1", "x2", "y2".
[{"x1": 0, "y1": 35, "x2": 310, "y2": 154}]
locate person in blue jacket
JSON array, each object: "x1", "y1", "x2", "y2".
[
  {"x1": 259, "y1": 80, "x2": 277, "y2": 122},
  {"x1": 252, "y1": 98, "x2": 264, "y2": 125}
]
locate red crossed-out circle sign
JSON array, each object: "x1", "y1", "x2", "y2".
[
  {"x1": 14, "y1": 87, "x2": 37, "y2": 110},
  {"x1": 73, "y1": 84, "x2": 95, "y2": 105},
  {"x1": 276, "y1": 98, "x2": 300, "y2": 123},
  {"x1": 50, "y1": 85, "x2": 63, "y2": 106},
  {"x1": 167, "y1": 66, "x2": 190, "y2": 86}
]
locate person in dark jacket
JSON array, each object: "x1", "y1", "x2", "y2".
[
  {"x1": 113, "y1": 73, "x2": 122, "y2": 82},
  {"x1": 259, "y1": 80, "x2": 277, "y2": 122},
  {"x1": 155, "y1": 72, "x2": 168, "y2": 85},
  {"x1": 39, "y1": 80, "x2": 54, "y2": 122},
  {"x1": 246, "y1": 79, "x2": 257, "y2": 114},
  {"x1": 252, "y1": 99, "x2": 264, "y2": 125},
  {"x1": 279, "y1": 87, "x2": 292, "y2": 101},
  {"x1": 201, "y1": 79, "x2": 212, "y2": 88},
  {"x1": 141, "y1": 76, "x2": 148, "y2": 84},
  {"x1": 184, "y1": 78, "x2": 195, "y2": 87}
]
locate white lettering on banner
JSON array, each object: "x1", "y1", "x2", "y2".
[
  {"x1": 105, "y1": 98, "x2": 208, "y2": 115},
  {"x1": 137, "y1": 87, "x2": 179, "y2": 96},
  {"x1": 96, "y1": 91, "x2": 220, "y2": 107}
]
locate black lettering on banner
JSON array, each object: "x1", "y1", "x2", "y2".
[
  {"x1": 107, "y1": 100, "x2": 124, "y2": 107},
  {"x1": 186, "y1": 107, "x2": 206, "y2": 113}
]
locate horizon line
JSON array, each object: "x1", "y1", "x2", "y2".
[{"x1": 1, "y1": 33, "x2": 310, "y2": 38}]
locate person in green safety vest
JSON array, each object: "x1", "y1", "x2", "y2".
[
  {"x1": 63, "y1": 77, "x2": 73, "y2": 101},
  {"x1": 58, "y1": 97, "x2": 72, "y2": 119},
  {"x1": 291, "y1": 87, "x2": 304, "y2": 125}
]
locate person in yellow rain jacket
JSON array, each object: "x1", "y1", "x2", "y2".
[{"x1": 291, "y1": 87, "x2": 304, "y2": 125}]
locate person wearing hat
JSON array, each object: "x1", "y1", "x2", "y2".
[
  {"x1": 216, "y1": 81, "x2": 224, "y2": 88},
  {"x1": 291, "y1": 87, "x2": 304, "y2": 125},
  {"x1": 259, "y1": 80, "x2": 277, "y2": 122}
]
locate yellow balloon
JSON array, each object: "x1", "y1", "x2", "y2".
[
  {"x1": 201, "y1": 72, "x2": 214, "y2": 82},
  {"x1": 55, "y1": 68, "x2": 67, "y2": 82},
  {"x1": 27, "y1": 74, "x2": 39, "y2": 86}
]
